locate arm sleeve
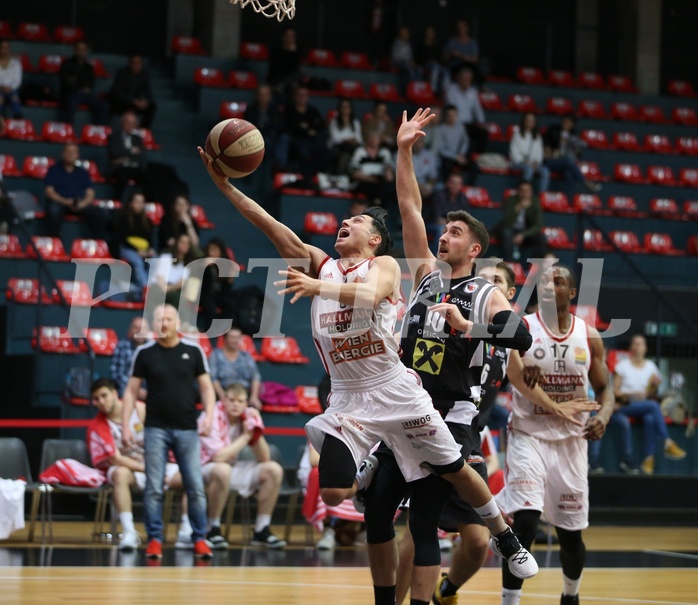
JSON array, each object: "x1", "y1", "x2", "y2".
[
  {"x1": 468, "y1": 310, "x2": 533, "y2": 352},
  {"x1": 194, "y1": 345, "x2": 209, "y2": 377},
  {"x1": 509, "y1": 133, "x2": 525, "y2": 164}
]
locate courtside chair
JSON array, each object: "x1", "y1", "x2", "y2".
[{"x1": 0, "y1": 438, "x2": 43, "y2": 542}]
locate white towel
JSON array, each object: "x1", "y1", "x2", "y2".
[{"x1": 0, "y1": 479, "x2": 26, "y2": 539}]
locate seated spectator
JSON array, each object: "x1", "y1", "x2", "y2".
[
  {"x1": 543, "y1": 114, "x2": 600, "y2": 194},
  {"x1": 58, "y1": 41, "x2": 108, "y2": 125},
  {"x1": 108, "y1": 111, "x2": 148, "y2": 202},
  {"x1": 108, "y1": 54, "x2": 157, "y2": 128},
  {"x1": 87, "y1": 378, "x2": 180, "y2": 551},
  {"x1": 496, "y1": 180, "x2": 547, "y2": 262},
  {"x1": 421, "y1": 105, "x2": 442, "y2": 151},
  {"x1": 197, "y1": 382, "x2": 287, "y2": 549},
  {"x1": 0, "y1": 39, "x2": 22, "y2": 118},
  {"x1": 113, "y1": 191, "x2": 155, "y2": 298},
  {"x1": 408, "y1": 136, "x2": 439, "y2": 201},
  {"x1": 509, "y1": 112, "x2": 550, "y2": 193},
  {"x1": 432, "y1": 104, "x2": 475, "y2": 183},
  {"x1": 244, "y1": 84, "x2": 285, "y2": 170},
  {"x1": 348, "y1": 131, "x2": 395, "y2": 206},
  {"x1": 198, "y1": 238, "x2": 237, "y2": 332},
  {"x1": 444, "y1": 19, "x2": 482, "y2": 85},
  {"x1": 208, "y1": 327, "x2": 262, "y2": 410},
  {"x1": 44, "y1": 143, "x2": 109, "y2": 239},
  {"x1": 328, "y1": 98, "x2": 363, "y2": 175},
  {"x1": 391, "y1": 26, "x2": 421, "y2": 92},
  {"x1": 444, "y1": 67, "x2": 488, "y2": 154},
  {"x1": 284, "y1": 85, "x2": 327, "y2": 185},
  {"x1": 362, "y1": 101, "x2": 395, "y2": 149},
  {"x1": 110, "y1": 316, "x2": 150, "y2": 398},
  {"x1": 158, "y1": 194, "x2": 201, "y2": 253},
  {"x1": 588, "y1": 411, "x2": 636, "y2": 474},
  {"x1": 613, "y1": 335, "x2": 686, "y2": 474},
  {"x1": 427, "y1": 172, "x2": 469, "y2": 247},
  {"x1": 415, "y1": 26, "x2": 447, "y2": 95},
  {"x1": 267, "y1": 27, "x2": 302, "y2": 99}
]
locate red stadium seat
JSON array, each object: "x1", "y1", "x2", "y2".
[
  {"x1": 639, "y1": 105, "x2": 667, "y2": 124},
  {"x1": 190, "y1": 205, "x2": 214, "y2": 229},
  {"x1": 6, "y1": 278, "x2": 49, "y2": 305},
  {"x1": 81, "y1": 124, "x2": 112, "y2": 146},
  {"x1": 547, "y1": 70, "x2": 576, "y2": 88},
  {"x1": 17, "y1": 22, "x2": 52, "y2": 42},
  {"x1": 676, "y1": 136, "x2": 698, "y2": 156},
  {"x1": 340, "y1": 51, "x2": 373, "y2": 70},
  {"x1": 296, "y1": 385, "x2": 322, "y2": 415},
  {"x1": 22, "y1": 156, "x2": 54, "y2": 179},
  {"x1": 508, "y1": 94, "x2": 538, "y2": 113},
  {"x1": 649, "y1": 198, "x2": 680, "y2": 218},
  {"x1": 0, "y1": 234, "x2": 24, "y2": 259},
  {"x1": 667, "y1": 80, "x2": 695, "y2": 97},
  {"x1": 583, "y1": 229, "x2": 613, "y2": 252},
  {"x1": 369, "y1": 82, "x2": 402, "y2": 102},
  {"x1": 261, "y1": 336, "x2": 310, "y2": 363},
  {"x1": 684, "y1": 201, "x2": 698, "y2": 219},
  {"x1": 608, "y1": 195, "x2": 645, "y2": 217},
  {"x1": 304, "y1": 212, "x2": 339, "y2": 235},
  {"x1": 53, "y1": 280, "x2": 94, "y2": 306},
  {"x1": 546, "y1": 97, "x2": 574, "y2": 115},
  {"x1": 543, "y1": 226, "x2": 575, "y2": 249},
  {"x1": 644, "y1": 233, "x2": 685, "y2": 256},
  {"x1": 306, "y1": 48, "x2": 337, "y2": 67},
  {"x1": 609, "y1": 231, "x2": 644, "y2": 254},
  {"x1": 643, "y1": 134, "x2": 672, "y2": 155},
  {"x1": 679, "y1": 168, "x2": 698, "y2": 188},
  {"x1": 54, "y1": 26, "x2": 84, "y2": 44},
  {"x1": 484, "y1": 122, "x2": 505, "y2": 142},
  {"x1": 41, "y1": 121, "x2": 75, "y2": 143},
  {"x1": 517, "y1": 66, "x2": 545, "y2": 85},
  {"x1": 406, "y1": 81, "x2": 437, "y2": 105},
  {"x1": 0, "y1": 154, "x2": 22, "y2": 177},
  {"x1": 334, "y1": 79, "x2": 367, "y2": 99},
  {"x1": 89, "y1": 58, "x2": 110, "y2": 79},
  {"x1": 273, "y1": 172, "x2": 304, "y2": 191},
  {"x1": 171, "y1": 36, "x2": 204, "y2": 55},
  {"x1": 572, "y1": 305, "x2": 610, "y2": 330},
  {"x1": 238, "y1": 334, "x2": 263, "y2": 361},
  {"x1": 145, "y1": 202, "x2": 165, "y2": 225},
  {"x1": 0, "y1": 21, "x2": 13, "y2": 38},
  {"x1": 608, "y1": 75, "x2": 636, "y2": 93},
  {"x1": 610, "y1": 102, "x2": 638, "y2": 121},
  {"x1": 194, "y1": 67, "x2": 227, "y2": 88},
  {"x1": 463, "y1": 186, "x2": 497, "y2": 208},
  {"x1": 19, "y1": 54, "x2": 34, "y2": 74},
  {"x1": 581, "y1": 129, "x2": 609, "y2": 150},
  {"x1": 26, "y1": 237, "x2": 69, "y2": 262},
  {"x1": 34, "y1": 326, "x2": 86, "y2": 355},
  {"x1": 133, "y1": 128, "x2": 160, "y2": 150},
  {"x1": 219, "y1": 101, "x2": 248, "y2": 119},
  {"x1": 239, "y1": 42, "x2": 268, "y2": 61},
  {"x1": 646, "y1": 166, "x2": 676, "y2": 186},
  {"x1": 578, "y1": 72, "x2": 606, "y2": 90},
  {"x1": 579, "y1": 161, "x2": 604, "y2": 182},
  {"x1": 506, "y1": 262, "x2": 527, "y2": 286},
  {"x1": 479, "y1": 91, "x2": 504, "y2": 112},
  {"x1": 228, "y1": 70, "x2": 258, "y2": 89},
  {"x1": 5, "y1": 119, "x2": 38, "y2": 141},
  {"x1": 75, "y1": 159, "x2": 105, "y2": 183},
  {"x1": 574, "y1": 194, "x2": 607, "y2": 215},
  {"x1": 540, "y1": 192, "x2": 573, "y2": 213},
  {"x1": 70, "y1": 239, "x2": 112, "y2": 261},
  {"x1": 37, "y1": 54, "x2": 63, "y2": 75},
  {"x1": 672, "y1": 107, "x2": 698, "y2": 126},
  {"x1": 612, "y1": 132, "x2": 641, "y2": 152},
  {"x1": 86, "y1": 328, "x2": 119, "y2": 356},
  {"x1": 577, "y1": 100, "x2": 607, "y2": 119},
  {"x1": 614, "y1": 163, "x2": 644, "y2": 184},
  {"x1": 688, "y1": 235, "x2": 698, "y2": 255}
]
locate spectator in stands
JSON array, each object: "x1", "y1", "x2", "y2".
[
  {"x1": 284, "y1": 85, "x2": 327, "y2": 186},
  {"x1": 444, "y1": 66, "x2": 488, "y2": 155},
  {"x1": 421, "y1": 105, "x2": 442, "y2": 151},
  {"x1": 0, "y1": 39, "x2": 22, "y2": 118},
  {"x1": 362, "y1": 100, "x2": 395, "y2": 149},
  {"x1": 414, "y1": 26, "x2": 447, "y2": 95},
  {"x1": 111, "y1": 316, "x2": 150, "y2": 397},
  {"x1": 509, "y1": 112, "x2": 550, "y2": 193},
  {"x1": 613, "y1": 335, "x2": 686, "y2": 474},
  {"x1": 407, "y1": 136, "x2": 439, "y2": 202},
  {"x1": 348, "y1": 130, "x2": 395, "y2": 206},
  {"x1": 158, "y1": 194, "x2": 201, "y2": 253},
  {"x1": 432, "y1": 104, "x2": 474, "y2": 183},
  {"x1": 58, "y1": 41, "x2": 108, "y2": 125},
  {"x1": 427, "y1": 171, "x2": 469, "y2": 248},
  {"x1": 588, "y1": 410, "x2": 636, "y2": 474},
  {"x1": 198, "y1": 238, "x2": 237, "y2": 332},
  {"x1": 543, "y1": 114, "x2": 601, "y2": 194},
  {"x1": 267, "y1": 27, "x2": 302, "y2": 99},
  {"x1": 44, "y1": 143, "x2": 109, "y2": 239},
  {"x1": 108, "y1": 54, "x2": 157, "y2": 128},
  {"x1": 208, "y1": 326, "x2": 262, "y2": 410},
  {"x1": 328, "y1": 98, "x2": 363, "y2": 175},
  {"x1": 198, "y1": 382, "x2": 287, "y2": 549},
  {"x1": 391, "y1": 26, "x2": 421, "y2": 93},
  {"x1": 113, "y1": 191, "x2": 155, "y2": 299},
  {"x1": 107, "y1": 111, "x2": 147, "y2": 201},
  {"x1": 244, "y1": 84, "x2": 285, "y2": 170},
  {"x1": 496, "y1": 180, "x2": 547, "y2": 262},
  {"x1": 444, "y1": 19, "x2": 482, "y2": 85}
]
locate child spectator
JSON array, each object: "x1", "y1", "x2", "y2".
[
  {"x1": 328, "y1": 98, "x2": 363, "y2": 175},
  {"x1": 0, "y1": 39, "x2": 22, "y2": 118}
]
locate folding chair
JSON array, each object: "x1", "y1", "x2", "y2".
[{"x1": 0, "y1": 438, "x2": 43, "y2": 542}]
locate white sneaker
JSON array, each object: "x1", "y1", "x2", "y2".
[
  {"x1": 352, "y1": 454, "x2": 379, "y2": 513},
  {"x1": 489, "y1": 528, "x2": 539, "y2": 579},
  {"x1": 175, "y1": 528, "x2": 194, "y2": 549},
  {"x1": 119, "y1": 529, "x2": 141, "y2": 552},
  {"x1": 316, "y1": 528, "x2": 336, "y2": 551}
]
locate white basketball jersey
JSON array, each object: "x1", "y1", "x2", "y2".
[
  {"x1": 510, "y1": 312, "x2": 591, "y2": 441},
  {"x1": 311, "y1": 257, "x2": 401, "y2": 381}
]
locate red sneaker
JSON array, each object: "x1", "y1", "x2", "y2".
[
  {"x1": 194, "y1": 539, "x2": 213, "y2": 559},
  {"x1": 146, "y1": 539, "x2": 163, "y2": 559}
]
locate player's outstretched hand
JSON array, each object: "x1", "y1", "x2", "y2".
[
  {"x1": 397, "y1": 108, "x2": 436, "y2": 150},
  {"x1": 197, "y1": 146, "x2": 230, "y2": 190},
  {"x1": 582, "y1": 414, "x2": 608, "y2": 441},
  {"x1": 555, "y1": 398, "x2": 601, "y2": 427},
  {"x1": 429, "y1": 302, "x2": 472, "y2": 333},
  {"x1": 275, "y1": 267, "x2": 320, "y2": 304}
]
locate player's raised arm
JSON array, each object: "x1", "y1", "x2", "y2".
[{"x1": 396, "y1": 108, "x2": 437, "y2": 281}]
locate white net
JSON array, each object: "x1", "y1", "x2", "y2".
[{"x1": 230, "y1": 0, "x2": 296, "y2": 21}]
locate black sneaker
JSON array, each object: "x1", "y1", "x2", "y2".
[
  {"x1": 560, "y1": 594, "x2": 579, "y2": 605},
  {"x1": 251, "y1": 526, "x2": 287, "y2": 549},
  {"x1": 489, "y1": 528, "x2": 539, "y2": 579},
  {"x1": 205, "y1": 526, "x2": 229, "y2": 550}
]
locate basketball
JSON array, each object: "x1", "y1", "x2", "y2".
[{"x1": 205, "y1": 118, "x2": 265, "y2": 178}]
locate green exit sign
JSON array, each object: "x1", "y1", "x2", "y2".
[{"x1": 644, "y1": 321, "x2": 678, "y2": 337}]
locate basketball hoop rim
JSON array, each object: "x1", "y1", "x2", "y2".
[{"x1": 230, "y1": 0, "x2": 296, "y2": 21}]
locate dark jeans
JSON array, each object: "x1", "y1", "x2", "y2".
[
  {"x1": 61, "y1": 91, "x2": 109, "y2": 125},
  {"x1": 0, "y1": 88, "x2": 22, "y2": 118},
  {"x1": 588, "y1": 411, "x2": 633, "y2": 467},
  {"x1": 543, "y1": 156, "x2": 586, "y2": 194},
  {"x1": 616, "y1": 400, "x2": 669, "y2": 458},
  {"x1": 45, "y1": 200, "x2": 110, "y2": 240},
  {"x1": 501, "y1": 228, "x2": 548, "y2": 263}
]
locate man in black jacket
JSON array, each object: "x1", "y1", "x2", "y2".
[
  {"x1": 108, "y1": 55, "x2": 157, "y2": 128},
  {"x1": 107, "y1": 111, "x2": 147, "y2": 199},
  {"x1": 59, "y1": 41, "x2": 108, "y2": 125}
]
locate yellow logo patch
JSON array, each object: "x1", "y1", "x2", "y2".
[{"x1": 412, "y1": 339, "x2": 445, "y2": 375}]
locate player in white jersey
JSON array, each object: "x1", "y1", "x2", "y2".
[
  {"x1": 495, "y1": 264, "x2": 615, "y2": 605},
  {"x1": 198, "y1": 135, "x2": 538, "y2": 605}
]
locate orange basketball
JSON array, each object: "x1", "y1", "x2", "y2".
[{"x1": 204, "y1": 118, "x2": 265, "y2": 178}]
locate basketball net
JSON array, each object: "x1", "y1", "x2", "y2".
[{"x1": 230, "y1": 0, "x2": 296, "y2": 21}]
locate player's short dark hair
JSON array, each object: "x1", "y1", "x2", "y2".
[
  {"x1": 362, "y1": 207, "x2": 393, "y2": 256},
  {"x1": 552, "y1": 262, "x2": 577, "y2": 289},
  {"x1": 90, "y1": 378, "x2": 118, "y2": 395},
  {"x1": 445, "y1": 210, "x2": 489, "y2": 257}
]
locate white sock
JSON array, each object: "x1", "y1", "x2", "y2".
[
  {"x1": 255, "y1": 514, "x2": 272, "y2": 533},
  {"x1": 473, "y1": 497, "x2": 500, "y2": 521},
  {"x1": 563, "y1": 573, "x2": 582, "y2": 596},
  {"x1": 119, "y1": 512, "x2": 135, "y2": 533},
  {"x1": 208, "y1": 517, "x2": 221, "y2": 531},
  {"x1": 502, "y1": 588, "x2": 522, "y2": 605}
]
